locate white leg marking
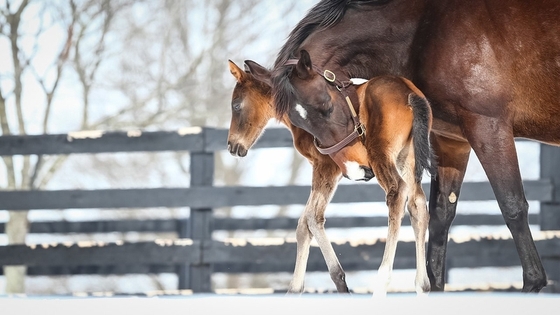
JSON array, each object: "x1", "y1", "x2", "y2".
[
  {"x1": 373, "y1": 265, "x2": 390, "y2": 298},
  {"x1": 295, "y1": 104, "x2": 307, "y2": 119},
  {"x1": 448, "y1": 192, "x2": 457, "y2": 203},
  {"x1": 343, "y1": 161, "x2": 366, "y2": 181}
]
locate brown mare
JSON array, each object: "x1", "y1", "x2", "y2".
[
  {"x1": 227, "y1": 59, "x2": 372, "y2": 294},
  {"x1": 271, "y1": 0, "x2": 560, "y2": 292},
  {"x1": 228, "y1": 58, "x2": 435, "y2": 294}
]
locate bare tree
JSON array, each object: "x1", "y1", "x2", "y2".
[
  {"x1": 1, "y1": 0, "x2": 314, "y2": 294},
  {"x1": 0, "y1": 0, "x2": 132, "y2": 293},
  {"x1": 1, "y1": 0, "x2": 49, "y2": 294}
]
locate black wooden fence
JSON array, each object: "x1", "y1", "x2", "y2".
[{"x1": 0, "y1": 127, "x2": 559, "y2": 293}]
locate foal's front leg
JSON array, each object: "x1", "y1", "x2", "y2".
[
  {"x1": 288, "y1": 211, "x2": 313, "y2": 293},
  {"x1": 288, "y1": 162, "x2": 345, "y2": 293}
]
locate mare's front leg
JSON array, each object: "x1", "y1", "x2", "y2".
[
  {"x1": 427, "y1": 133, "x2": 471, "y2": 291},
  {"x1": 288, "y1": 161, "x2": 345, "y2": 293},
  {"x1": 460, "y1": 114, "x2": 547, "y2": 292}
]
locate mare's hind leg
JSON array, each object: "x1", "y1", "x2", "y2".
[
  {"x1": 371, "y1": 159, "x2": 408, "y2": 297},
  {"x1": 427, "y1": 134, "x2": 471, "y2": 291},
  {"x1": 461, "y1": 115, "x2": 546, "y2": 292},
  {"x1": 289, "y1": 162, "x2": 347, "y2": 293},
  {"x1": 407, "y1": 180, "x2": 430, "y2": 294}
]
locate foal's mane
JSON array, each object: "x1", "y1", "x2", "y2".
[{"x1": 272, "y1": 0, "x2": 385, "y2": 119}]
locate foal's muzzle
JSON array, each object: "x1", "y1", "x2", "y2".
[
  {"x1": 362, "y1": 166, "x2": 375, "y2": 181},
  {"x1": 227, "y1": 141, "x2": 248, "y2": 157},
  {"x1": 342, "y1": 164, "x2": 375, "y2": 182}
]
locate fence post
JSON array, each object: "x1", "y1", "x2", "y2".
[
  {"x1": 539, "y1": 143, "x2": 560, "y2": 292},
  {"x1": 540, "y1": 143, "x2": 560, "y2": 230},
  {"x1": 178, "y1": 128, "x2": 215, "y2": 293}
]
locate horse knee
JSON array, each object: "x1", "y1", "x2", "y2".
[
  {"x1": 500, "y1": 198, "x2": 529, "y2": 225},
  {"x1": 385, "y1": 181, "x2": 407, "y2": 209},
  {"x1": 304, "y1": 213, "x2": 325, "y2": 234},
  {"x1": 429, "y1": 198, "x2": 457, "y2": 237},
  {"x1": 295, "y1": 217, "x2": 312, "y2": 240},
  {"x1": 408, "y1": 194, "x2": 429, "y2": 221}
]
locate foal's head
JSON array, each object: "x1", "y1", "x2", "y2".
[
  {"x1": 227, "y1": 60, "x2": 274, "y2": 157},
  {"x1": 277, "y1": 50, "x2": 373, "y2": 181}
]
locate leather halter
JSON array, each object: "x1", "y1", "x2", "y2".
[{"x1": 284, "y1": 59, "x2": 366, "y2": 155}]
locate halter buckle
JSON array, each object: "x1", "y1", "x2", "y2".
[
  {"x1": 323, "y1": 70, "x2": 336, "y2": 82},
  {"x1": 355, "y1": 123, "x2": 366, "y2": 137}
]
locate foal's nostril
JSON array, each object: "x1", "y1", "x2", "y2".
[
  {"x1": 227, "y1": 141, "x2": 237, "y2": 156},
  {"x1": 236, "y1": 145, "x2": 248, "y2": 157}
]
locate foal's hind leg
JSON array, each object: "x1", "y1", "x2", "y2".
[
  {"x1": 371, "y1": 160, "x2": 408, "y2": 297},
  {"x1": 288, "y1": 163, "x2": 347, "y2": 293},
  {"x1": 407, "y1": 181, "x2": 431, "y2": 294}
]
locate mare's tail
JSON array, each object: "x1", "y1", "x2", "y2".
[{"x1": 409, "y1": 93, "x2": 437, "y2": 182}]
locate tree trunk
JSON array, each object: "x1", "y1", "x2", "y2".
[{"x1": 4, "y1": 211, "x2": 29, "y2": 294}]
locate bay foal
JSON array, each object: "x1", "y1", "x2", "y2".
[{"x1": 228, "y1": 59, "x2": 372, "y2": 293}]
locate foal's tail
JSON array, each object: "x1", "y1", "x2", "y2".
[{"x1": 409, "y1": 93, "x2": 437, "y2": 182}]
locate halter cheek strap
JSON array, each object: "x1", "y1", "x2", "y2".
[{"x1": 284, "y1": 59, "x2": 366, "y2": 155}]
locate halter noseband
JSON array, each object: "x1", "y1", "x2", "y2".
[{"x1": 284, "y1": 59, "x2": 366, "y2": 155}]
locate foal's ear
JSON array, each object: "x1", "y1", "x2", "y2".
[
  {"x1": 295, "y1": 50, "x2": 314, "y2": 80},
  {"x1": 244, "y1": 60, "x2": 272, "y2": 86},
  {"x1": 228, "y1": 59, "x2": 245, "y2": 83}
]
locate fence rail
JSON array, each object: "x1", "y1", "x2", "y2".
[
  {"x1": 1, "y1": 127, "x2": 560, "y2": 293},
  {"x1": 0, "y1": 213, "x2": 543, "y2": 235},
  {"x1": 0, "y1": 237, "x2": 559, "y2": 274},
  {"x1": 0, "y1": 180, "x2": 553, "y2": 210}
]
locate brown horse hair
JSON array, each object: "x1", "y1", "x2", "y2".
[
  {"x1": 272, "y1": 0, "x2": 390, "y2": 120},
  {"x1": 267, "y1": 0, "x2": 560, "y2": 293}
]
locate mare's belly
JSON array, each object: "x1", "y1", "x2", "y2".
[{"x1": 513, "y1": 105, "x2": 560, "y2": 145}]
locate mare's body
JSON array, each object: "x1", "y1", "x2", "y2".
[{"x1": 271, "y1": 0, "x2": 560, "y2": 292}]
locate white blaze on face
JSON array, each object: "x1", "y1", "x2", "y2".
[
  {"x1": 349, "y1": 78, "x2": 368, "y2": 85},
  {"x1": 344, "y1": 161, "x2": 366, "y2": 181},
  {"x1": 295, "y1": 104, "x2": 307, "y2": 120}
]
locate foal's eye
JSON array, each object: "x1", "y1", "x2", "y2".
[{"x1": 232, "y1": 102, "x2": 242, "y2": 112}]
